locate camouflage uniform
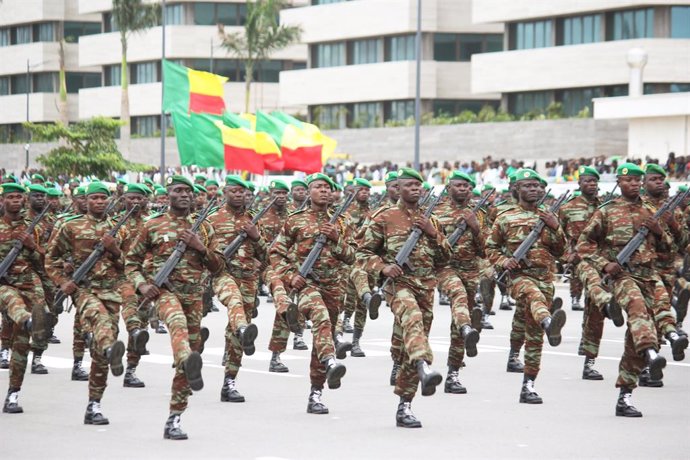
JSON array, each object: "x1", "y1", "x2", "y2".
[{"x1": 341, "y1": 200, "x2": 371, "y2": 334}]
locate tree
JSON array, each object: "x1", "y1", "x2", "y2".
[
  {"x1": 26, "y1": 117, "x2": 153, "y2": 178},
  {"x1": 111, "y1": 0, "x2": 160, "y2": 158},
  {"x1": 57, "y1": 39, "x2": 68, "y2": 127},
  {"x1": 218, "y1": 0, "x2": 301, "y2": 112}
]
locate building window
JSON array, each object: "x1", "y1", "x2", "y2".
[
  {"x1": 671, "y1": 83, "x2": 690, "y2": 93},
  {"x1": 211, "y1": 59, "x2": 240, "y2": 81},
  {"x1": 132, "y1": 116, "x2": 158, "y2": 137},
  {"x1": 104, "y1": 65, "x2": 121, "y2": 86},
  {"x1": 63, "y1": 21, "x2": 101, "y2": 42},
  {"x1": 0, "y1": 28, "x2": 9, "y2": 47},
  {"x1": 256, "y1": 60, "x2": 283, "y2": 82},
  {"x1": 558, "y1": 14, "x2": 602, "y2": 45},
  {"x1": 194, "y1": 2, "x2": 246, "y2": 26},
  {"x1": 66, "y1": 73, "x2": 100, "y2": 93},
  {"x1": 510, "y1": 20, "x2": 553, "y2": 50},
  {"x1": 434, "y1": 33, "x2": 456, "y2": 61},
  {"x1": 607, "y1": 8, "x2": 654, "y2": 40},
  {"x1": 0, "y1": 124, "x2": 29, "y2": 143},
  {"x1": 508, "y1": 91, "x2": 553, "y2": 116},
  {"x1": 103, "y1": 13, "x2": 119, "y2": 33},
  {"x1": 164, "y1": 4, "x2": 185, "y2": 25},
  {"x1": 434, "y1": 34, "x2": 504, "y2": 61},
  {"x1": 351, "y1": 38, "x2": 381, "y2": 65},
  {"x1": 13, "y1": 25, "x2": 32, "y2": 44},
  {"x1": 558, "y1": 87, "x2": 605, "y2": 116},
  {"x1": 0, "y1": 77, "x2": 9, "y2": 95},
  {"x1": 132, "y1": 62, "x2": 159, "y2": 84},
  {"x1": 33, "y1": 73, "x2": 56, "y2": 92},
  {"x1": 313, "y1": 42, "x2": 346, "y2": 68},
  {"x1": 432, "y1": 100, "x2": 499, "y2": 116},
  {"x1": 671, "y1": 7, "x2": 690, "y2": 38},
  {"x1": 10, "y1": 75, "x2": 29, "y2": 94},
  {"x1": 311, "y1": 104, "x2": 347, "y2": 129},
  {"x1": 389, "y1": 100, "x2": 415, "y2": 121},
  {"x1": 312, "y1": 0, "x2": 347, "y2": 4},
  {"x1": 353, "y1": 102, "x2": 383, "y2": 128},
  {"x1": 385, "y1": 35, "x2": 415, "y2": 61},
  {"x1": 34, "y1": 22, "x2": 56, "y2": 42}
]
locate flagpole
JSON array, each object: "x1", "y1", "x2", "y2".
[
  {"x1": 160, "y1": 0, "x2": 167, "y2": 185},
  {"x1": 413, "y1": 0, "x2": 421, "y2": 171}
]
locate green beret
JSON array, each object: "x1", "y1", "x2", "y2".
[
  {"x1": 679, "y1": 185, "x2": 689, "y2": 193},
  {"x1": 194, "y1": 174, "x2": 207, "y2": 182},
  {"x1": 225, "y1": 175, "x2": 248, "y2": 189},
  {"x1": 193, "y1": 184, "x2": 207, "y2": 194},
  {"x1": 573, "y1": 190, "x2": 582, "y2": 197},
  {"x1": 508, "y1": 173, "x2": 517, "y2": 184},
  {"x1": 472, "y1": 189, "x2": 481, "y2": 196},
  {"x1": 165, "y1": 175, "x2": 194, "y2": 189},
  {"x1": 205, "y1": 179, "x2": 219, "y2": 187},
  {"x1": 155, "y1": 188, "x2": 168, "y2": 196},
  {"x1": 291, "y1": 179, "x2": 308, "y2": 190},
  {"x1": 616, "y1": 162, "x2": 644, "y2": 177},
  {"x1": 45, "y1": 181, "x2": 54, "y2": 188},
  {"x1": 422, "y1": 182, "x2": 432, "y2": 190},
  {"x1": 500, "y1": 188, "x2": 509, "y2": 193},
  {"x1": 28, "y1": 184, "x2": 48, "y2": 194},
  {"x1": 305, "y1": 173, "x2": 335, "y2": 191},
  {"x1": 154, "y1": 184, "x2": 165, "y2": 191},
  {"x1": 344, "y1": 180, "x2": 354, "y2": 187},
  {"x1": 578, "y1": 166, "x2": 600, "y2": 180},
  {"x1": 664, "y1": 180, "x2": 671, "y2": 189},
  {"x1": 447, "y1": 170, "x2": 476, "y2": 187},
  {"x1": 482, "y1": 184, "x2": 495, "y2": 191},
  {"x1": 514, "y1": 168, "x2": 542, "y2": 183},
  {"x1": 246, "y1": 182, "x2": 256, "y2": 192},
  {"x1": 69, "y1": 178, "x2": 80, "y2": 185},
  {"x1": 73, "y1": 186, "x2": 86, "y2": 197},
  {"x1": 86, "y1": 182, "x2": 110, "y2": 196},
  {"x1": 3, "y1": 174, "x2": 18, "y2": 184},
  {"x1": 260, "y1": 186, "x2": 269, "y2": 193},
  {"x1": 397, "y1": 168, "x2": 423, "y2": 183},
  {"x1": 47, "y1": 188, "x2": 63, "y2": 197},
  {"x1": 124, "y1": 183, "x2": 149, "y2": 195},
  {"x1": 270, "y1": 180, "x2": 289, "y2": 191},
  {"x1": 144, "y1": 178, "x2": 155, "y2": 186},
  {"x1": 22, "y1": 180, "x2": 31, "y2": 187},
  {"x1": 116, "y1": 178, "x2": 128, "y2": 185},
  {"x1": 354, "y1": 178, "x2": 372, "y2": 189},
  {"x1": 31, "y1": 173, "x2": 45, "y2": 183},
  {"x1": 384, "y1": 171, "x2": 398, "y2": 183},
  {"x1": 644, "y1": 163, "x2": 667, "y2": 177},
  {"x1": 1, "y1": 183, "x2": 27, "y2": 194},
  {"x1": 335, "y1": 183, "x2": 344, "y2": 192},
  {"x1": 142, "y1": 185, "x2": 153, "y2": 196}
]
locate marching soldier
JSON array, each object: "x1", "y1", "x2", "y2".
[{"x1": 287, "y1": 179, "x2": 308, "y2": 213}]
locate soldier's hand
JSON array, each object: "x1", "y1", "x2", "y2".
[
  {"x1": 538, "y1": 211, "x2": 559, "y2": 230},
  {"x1": 604, "y1": 262, "x2": 623, "y2": 277},
  {"x1": 63, "y1": 262, "x2": 75, "y2": 275},
  {"x1": 461, "y1": 210, "x2": 480, "y2": 234},
  {"x1": 414, "y1": 216, "x2": 437, "y2": 239},
  {"x1": 243, "y1": 223, "x2": 260, "y2": 241},
  {"x1": 643, "y1": 217, "x2": 662, "y2": 236},
  {"x1": 181, "y1": 229, "x2": 206, "y2": 253},
  {"x1": 567, "y1": 252, "x2": 581, "y2": 265},
  {"x1": 502, "y1": 258, "x2": 520, "y2": 271},
  {"x1": 60, "y1": 280, "x2": 78, "y2": 296},
  {"x1": 290, "y1": 274, "x2": 307, "y2": 291},
  {"x1": 139, "y1": 284, "x2": 160, "y2": 301},
  {"x1": 102, "y1": 234, "x2": 119, "y2": 255},
  {"x1": 382, "y1": 264, "x2": 404, "y2": 278},
  {"x1": 320, "y1": 223, "x2": 339, "y2": 242},
  {"x1": 19, "y1": 232, "x2": 37, "y2": 251}
]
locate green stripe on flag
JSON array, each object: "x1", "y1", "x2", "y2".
[
  {"x1": 171, "y1": 111, "x2": 195, "y2": 166},
  {"x1": 189, "y1": 113, "x2": 225, "y2": 168},
  {"x1": 162, "y1": 60, "x2": 190, "y2": 114}
]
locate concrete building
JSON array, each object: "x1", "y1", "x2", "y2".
[
  {"x1": 471, "y1": 1, "x2": 690, "y2": 117},
  {"x1": 279, "y1": 0, "x2": 504, "y2": 129}
]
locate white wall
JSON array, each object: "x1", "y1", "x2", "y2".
[
  {"x1": 0, "y1": 93, "x2": 79, "y2": 124},
  {"x1": 628, "y1": 116, "x2": 689, "y2": 158}
]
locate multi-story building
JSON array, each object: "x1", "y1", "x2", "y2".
[
  {"x1": 0, "y1": 0, "x2": 101, "y2": 143},
  {"x1": 279, "y1": 0, "x2": 504, "y2": 129},
  {"x1": 78, "y1": 0, "x2": 308, "y2": 139},
  {"x1": 471, "y1": 1, "x2": 690, "y2": 117}
]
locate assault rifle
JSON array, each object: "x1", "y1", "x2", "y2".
[
  {"x1": 0, "y1": 205, "x2": 50, "y2": 281},
  {"x1": 371, "y1": 191, "x2": 388, "y2": 209},
  {"x1": 223, "y1": 197, "x2": 278, "y2": 262},
  {"x1": 366, "y1": 188, "x2": 446, "y2": 320},
  {"x1": 245, "y1": 194, "x2": 259, "y2": 212},
  {"x1": 137, "y1": 198, "x2": 216, "y2": 310},
  {"x1": 57, "y1": 205, "x2": 139, "y2": 314},
  {"x1": 495, "y1": 190, "x2": 571, "y2": 286},
  {"x1": 104, "y1": 196, "x2": 122, "y2": 215},
  {"x1": 283, "y1": 192, "x2": 356, "y2": 333},
  {"x1": 447, "y1": 189, "x2": 495, "y2": 247},
  {"x1": 296, "y1": 197, "x2": 311, "y2": 212}
]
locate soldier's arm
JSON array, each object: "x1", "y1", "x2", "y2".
[
  {"x1": 575, "y1": 209, "x2": 609, "y2": 272},
  {"x1": 201, "y1": 223, "x2": 224, "y2": 275},
  {"x1": 330, "y1": 219, "x2": 356, "y2": 264},
  {"x1": 269, "y1": 221, "x2": 297, "y2": 280},
  {"x1": 541, "y1": 215, "x2": 567, "y2": 258},
  {"x1": 124, "y1": 224, "x2": 150, "y2": 292},
  {"x1": 44, "y1": 224, "x2": 71, "y2": 287},
  {"x1": 429, "y1": 216, "x2": 452, "y2": 265},
  {"x1": 485, "y1": 218, "x2": 508, "y2": 269},
  {"x1": 356, "y1": 217, "x2": 386, "y2": 274}
]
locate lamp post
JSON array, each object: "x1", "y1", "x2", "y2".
[
  {"x1": 160, "y1": 0, "x2": 167, "y2": 185},
  {"x1": 413, "y1": 0, "x2": 422, "y2": 171}
]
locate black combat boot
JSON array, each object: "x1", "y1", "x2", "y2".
[
  {"x1": 459, "y1": 324, "x2": 479, "y2": 357},
  {"x1": 416, "y1": 360, "x2": 442, "y2": 396},
  {"x1": 163, "y1": 414, "x2": 188, "y2": 440},
  {"x1": 444, "y1": 366, "x2": 467, "y2": 394},
  {"x1": 334, "y1": 333, "x2": 352, "y2": 359},
  {"x1": 123, "y1": 366, "x2": 145, "y2": 388},
  {"x1": 3, "y1": 388, "x2": 23, "y2": 414},
  {"x1": 506, "y1": 349, "x2": 524, "y2": 373},
  {"x1": 644, "y1": 348, "x2": 666, "y2": 381},
  {"x1": 638, "y1": 367, "x2": 663, "y2": 387},
  {"x1": 238, "y1": 323, "x2": 258, "y2": 356},
  {"x1": 396, "y1": 397, "x2": 422, "y2": 428},
  {"x1": 480, "y1": 313, "x2": 494, "y2": 330},
  {"x1": 390, "y1": 361, "x2": 400, "y2": 386},
  {"x1": 220, "y1": 376, "x2": 245, "y2": 402},
  {"x1": 72, "y1": 359, "x2": 89, "y2": 381},
  {"x1": 519, "y1": 377, "x2": 543, "y2": 404},
  {"x1": 199, "y1": 326, "x2": 210, "y2": 354},
  {"x1": 571, "y1": 296, "x2": 583, "y2": 311},
  {"x1": 0, "y1": 348, "x2": 9, "y2": 369},
  {"x1": 130, "y1": 328, "x2": 149, "y2": 356},
  {"x1": 84, "y1": 400, "x2": 109, "y2": 425},
  {"x1": 351, "y1": 328, "x2": 366, "y2": 357},
  {"x1": 182, "y1": 352, "x2": 204, "y2": 391},
  {"x1": 499, "y1": 295, "x2": 512, "y2": 311},
  {"x1": 30, "y1": 352, "x2": 48, "y2": 375},
  {"x1": 604, "y1": 298, "x2": 625, "y2": 327},
  {"x1": 323, "y1": 356, "x2": 346, "y2": 389},
  {"x1": 615, "y1": 389, "x2": 642, "y2": 417},
  {"x1": 582, "y1": 357, "x2": 604, "y2": 380},
  {"x1": 439, "y1": 292, "x2": 450, "y2": 306},
  {"x1": 307, "y1": 386, "x2": 328, "y2": 414},
  {"x1": 23, "y1": 318, "x2": 32, "y2": 333},
  {"x1": 105, "y1": 341, "x2": 126, "y2": 377},
  {"x1": 47, "y1": 333, "x2": 61, "y2": 344},
  {"x1": 293, "y1": 332, "x2": 308, "y2": 351},
  {"x1": 675, "y1": 287, "x2": 690, "y2": 327},
  {"x1": 665, "y1": 331, "x2": 689, "y2": 361},
  {"x1": 542, "y1": 310, "x2": 566, "y2": 347},
  {"x1": 269, "y1": 352, "x2": 289, "y2": 373},
  {"x1": 156, "y1": 322, "x2": 167, "y2": 334},
  {"x1": 470, "y1": 307, "x2": 483, "y2": 332},
  {"x1": 342, "y1": 314, "x2": 354, "y2": 333}
]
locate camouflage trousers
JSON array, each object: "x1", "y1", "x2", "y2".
[
  {"x1": 1, "y1": 313, "x2": 11, "y2": 349},
  {"x1": 74, "y1": 289, "x2": 120, "y2": 401},
  {"x1": 438, "y1": 267, "x2": 479, "y2": 369},
  {"x1": 297, "y1": 281, "x2": 340, "y2": 389},
  {"x1": 577, "y1": 261, "x2": 610, "y2": 359},
  {"x1": 387, "y1": 281, "x2": 434, "y2": 401},
  {"x1": 570, "y1": 275, "x2": 583, "y2": 299},
  {"x1": 72, "y1": 310, "x2": 86, "y2": 360},
  {"x1": 0, "y1": 283, "x2": 46, "y2": 390},
  {"x1": 267, "y1": 269, "x2": 303, "y2": 354},
  {"x1": 119, "y1": 281, "x2": 147, "y2": 367},
  {"x1": 155, "y1": 288, "x2": 204, "y2": 414},
  {"x1": 479, "y1": 260, "x2": 496, "y2": 312},
  {"x1": 214, "y1": 273, "x2": 258, "y2": 378},
  {"x1": 336, "y1": 266, "x2": 372, "y2": 333},
  {"x1": 510, "y1": 275, "x2": 554, "y2": 378}
]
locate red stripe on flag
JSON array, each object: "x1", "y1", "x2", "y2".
[
  {"x1": 281, "y1": 145, "x2": 323, "y2": 174},
  {"x1": 262, "y1": 154, "x2": 285, "y2": 172},
  {"x1": 189, "y1": 93, "x2": 225, "y2": 115},
  {"x1": 223, "y1": 145, "x2": 265, "y2": 175}
]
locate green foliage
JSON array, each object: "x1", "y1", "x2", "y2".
[
  {"x1": 112, "y1": 0, "x2": 161, "y2": 36},
  {"x1": 577, "y1": 106, "x2": 591, "y2": 118},
  {"x1": 26, "y1": 117, "x2": 153, "y2": 177}
]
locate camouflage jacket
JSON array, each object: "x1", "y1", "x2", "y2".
[
  {"x1": 559, "y1": 194, "x2": 601, "y2": 252},
  {"x1": 487, "y1": 197, "x2": 517, "y2": 228},
  {"x1": 356, "y1": 201, "x2": 452, "y2": 290},
  {"x1": 269, "y1": 207, "x2": 355, "y2": 283},
  {"x1": 209, "y1": 205, "x2": 266, "y2": 277},
  {"x1": 642, "y1": 195, "x2": 687, "y2": 266},
  {"x1": 437, "y1": 199, "x2": 487, "y2": 271},
  {"x1": 259, "y1": 206, "x2": 288, "y2": 246},
  {"x1": 346, "y1": 201, "x2": 371, "y2": 228},
  {"x1": 125, "y1": 211, "x2": 224, "y2": 292},
  {"x1": 486, "y1": 203, "x2": 566, "y2": 281},
  {"x1": 0, "y1": 214, "x2": 43, "y2": 288},
  {"x1": 575, "y1": 197, "x2": 674, "y2": 273},
  {"x1": 287, "y1": 200, "x2": 307, "y2": 214}
]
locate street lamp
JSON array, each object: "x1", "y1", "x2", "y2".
[
  {"x1": 24, "y1": 58, "x2": 52, "y2": 170},
  {"x1": 414, "y1": 0, "x2": 422, "y2": 171}
]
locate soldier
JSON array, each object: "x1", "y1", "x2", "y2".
[
  {"x1": 269, "y1": 173, "x2": 351, "y2": 415},
  {"x1": 576, "y1": 163, "x2": 688, "y2": 417},
  {"x1": 357, "y1": 168, "x2": 451, "y2": 428},
  {"x1": 45, "y1": 182, "x2": 128, "y2": 424},
  {"x1": 205, "y1": 179, "x2": 219, "y2": 198},
  {"x1": 193, "y1": 184, "x2": 208, "y2": 211},
  {"x1": 209, "y1": 175, "x2": 263, "y2": 403},
  {"x1": 194, "y1": 174, "x2": 207, "y2": 186},
  {"x1": 436, "y1": 171, "x2": 484, "y2": 394},
  {"x1": 125, "y1": 175, "x2": 223, "y2": 439},
  {"x1": 287, "y1": 179, "x2": 308, "y2": 213},
  {"x1": 485, "y1": 168, "x2": 567, "y2": 404},
  {"x1": 0, "y1": 183, "x2": 47, "y2": 413}
]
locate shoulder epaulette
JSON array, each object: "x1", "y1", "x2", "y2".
[
  {"x1": 369, "y1": 204, "x2": 393, "y2": 219},
  {"x1": 598, "y1": 199, "x2": 616, "y2": 209},
  {"x1": 63, "y1": 214, "x2": 84, "y2": 223},
  {"x1": 289, "y1": 208, "x2": 308, "y2": 217},
  {"x1": 144, "y1": 212, "x2": 164, "y2": 222}
]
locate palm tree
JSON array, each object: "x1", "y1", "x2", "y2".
[
  {"x1": 218, "y1": 0, "x2": 301, "y2": 113},
  {"x1": 111, "y1": 0, "x2": 160, "y2": 157}
]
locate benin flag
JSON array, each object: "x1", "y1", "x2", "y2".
[
  {"x1": 224, "y1": 112, "x2": 283, "y2": 171},
  {"x1": 271, "y1": 111, "x2": 338, "y2": 163},
  {"x1": 162, "y1": 60, "x2": 227, "y2": 115},
  {"x1": 256, "y1": 111, "x2": 323, "y2": 174}
]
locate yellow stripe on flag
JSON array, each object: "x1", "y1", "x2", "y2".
[
  {"x1": 255, "y1": 131, "x2": 281, "y2": 156},
  {"x1": 188, "y1": 69, "x2": 227, "y2": 97},
  {"x1": 214, "y1": 120, "x2": 255, "y2": 150},
  {"x1": 281, "y1": 124, "x2": 322, "y2": 150}
]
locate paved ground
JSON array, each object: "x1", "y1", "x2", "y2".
[{"x1": 1, "y1": 283, "x2": 689, "y2": 459}]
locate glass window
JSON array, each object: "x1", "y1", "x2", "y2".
[
  {"x1": 508, "y1": 91, "x2": 552, "y2": 116},
  {"x1": 164, "y1": 4, "x2": 184, "y2": 25},
  {"x1": 133, "y1": 62, "x2": 158, "y2": 84},
  {"x1": 292, "y1": 61, "x2": 307, "y2": 71},
  {"x1": 386, "y1": 35, "x2": 415, "y2": 61},
  {"x1": 103, "y1": 13, "x2": 119, "y2": 33},
  {"x1": 433, "y1": 100, "x2": 498, "y2": 116},
  {"x1": 353, "y1": 102, "x2": 382, "y2": 128},
  {"x1": 511, "y1": 20, "x2": 552, "y2": 49},
  {"x1": 217, "y1": 3, "x2": 237, "y2": 25},
  {"x1": 558, "y1": 87, "x2": 604, "y2": 116},
  {"x1": 311, "y1": 104, "x2": 346, "y2": 130},
  {"x1": 34, "y1": 22, "x2": 55, "y2": 42},
  {"x1": 33, "y1": 73, "x2": 56, "y2": 92},
  {"x1": 257, "y1": 60, "x2": 282, "y2": 82},
  {"x1": 66, "y1": 73, "x2": 100, "y2": 93},
  {"x1": 671, "y1": 7, "x2": 690, "y2": 38},
  {"x1": 313, "y1": 43, "x2": 345, "y2": 68},
  {"x1": 0, "y1": 28, "x2": 9, "y2": 47},
  {"x1": 104, "y1": 65, "x2": 121, "y2": 86},
  {"x1": 434, "y1": 34, "x2": 456, "y2": 61},
  {"x1": 671, "y1": 83, "x2": 690, "y2": 93},
  {"x1": 352, "y1": 39, "x2": 380, "y2": 65},
  {"x1": 213, "y1": 59, "x2": 239, "y2": 81},
  {"x1": 194, "y1": 3, "x2": 215, "y2": 25},
  {"x1": 132, "y1": 116, "x2": 158, "y2": 137},
  {"x1": 459, "y1": 34, "x2": 483, "y2": 61},
  {"x1": 11, "y1": 74, "x2": 29, "y2": 94},
  {"x1": 561, "y1": 14, "x2": 602, "y2": 45},
  {"x1": 0, "y1": 77, "x2": 9, "y2": 95},
  {"x1": 608, "y1": 8, "x2": 653, "y2": 40},
  {"x1": 389, "y1": 100, "x2": 415, "y2": 121},
  {"x1": 312, "y1": 0, "x2": 347, "y2": 4},
  {"x1": 63, "y1": 22, "x2": 101, "y2": 42},
  {"x1": 486, "y1": 34, "x2": 503, "y2": 52},
  {"x1": 14, "y1": 25, "x2": 32, "y2": 44}
]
